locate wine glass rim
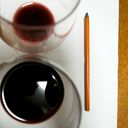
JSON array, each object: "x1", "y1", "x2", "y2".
[{"x1": 0, "y1": 0, "x2": 81, "y2": 29}]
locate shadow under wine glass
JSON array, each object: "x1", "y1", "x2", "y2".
[{"x1": 0, "y1": 0, "x2": 81, "y2": 53}]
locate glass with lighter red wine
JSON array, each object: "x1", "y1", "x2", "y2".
[
  {"x1": 0, "y1": 56, "x2": 81, "y2": 128},
  {"x1": 0, "y1": 0, "x2": 81, "y2": 53}
]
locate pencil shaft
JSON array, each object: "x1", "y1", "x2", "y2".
[{"x1": 84, "y1": 13, "x2": 90, "y2": 111}]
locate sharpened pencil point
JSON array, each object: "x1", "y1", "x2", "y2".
[{"x1": 85, "y1": 12, "x2": 89, "y2": 17}]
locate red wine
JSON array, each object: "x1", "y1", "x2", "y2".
[
  {"x1": 13, "y1": 2, "x2": 55, "y2": 43},
  {"x1": 1, "y1": 61, "x2": 64, "y2": 123}
]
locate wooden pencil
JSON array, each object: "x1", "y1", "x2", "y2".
[{"x1": 84, "y1": 13, "x2": 90, "y2": 111}]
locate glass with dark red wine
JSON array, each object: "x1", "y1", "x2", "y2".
[
  {"x1": 0, "y1": 0, "x2": 80, "y2": 53},
  {"x1": 0, "y1": 56, "x2": 81, "y2": 128}
]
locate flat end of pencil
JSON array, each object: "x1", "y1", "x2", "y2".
[{"x1": 85, "y1": 106, "x2": 90, "y2": 111}]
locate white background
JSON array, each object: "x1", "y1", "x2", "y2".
[
  {"x1": 46, "y1": 0, "x2": 119, "y2": 128},
  {"x1": 0, "y1": 0, "x2": 119, "y2": 128}
]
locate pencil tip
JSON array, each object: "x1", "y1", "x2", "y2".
[{"x1": 85, "y1": 12, "x2": 89, "y2": 17}]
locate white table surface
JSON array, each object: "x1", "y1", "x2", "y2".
[{"x1": 0, "y1": 0, "x2": 119, "y2": 128}]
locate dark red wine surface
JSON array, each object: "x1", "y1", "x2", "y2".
[
  {"x1": 13, "y1": 2, "x2": 55, "y2": 43},
  {"x1": 1, "y1": 61, "x2": 64, "y2": 123}
]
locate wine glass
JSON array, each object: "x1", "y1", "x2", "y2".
[
  {"x1": 0, "y1": 0, "x2": 81, "y2": 53},
  {"x1": 0, "y1": 55, "x2": 81, "y2": 128}
]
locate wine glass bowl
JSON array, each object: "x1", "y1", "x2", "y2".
[
  {"x1": 0, "y1": 0, "x2": 80, "y2": 53},
  {"x1": 0, "y1": 56, "x2": 81, "y2": 128}
]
